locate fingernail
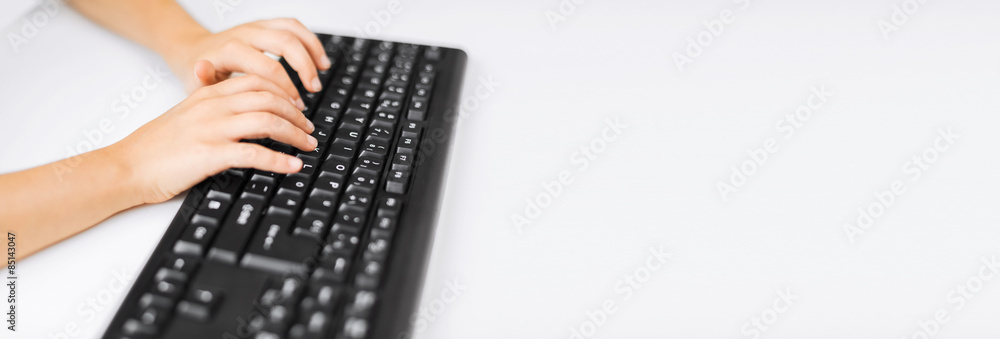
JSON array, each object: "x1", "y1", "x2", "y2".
[
  {"x1": 321, "y1": 57, "x2": 332, "y2": 69},
  {"x1": 295, "y1": 98, "x2": 305, "y2": 110},
  {"x1": 307, "y1": 120, "x2": 315, "y2": 133},
  {"x1": 289, "y1": 157, "x2": 303, "y2": 171},
  {"x1": 311, "y1": 78, "x2": 322, "y2": 92},
  {"x1": 307, "y1": 135, "x2": 318, "y2": 148}
]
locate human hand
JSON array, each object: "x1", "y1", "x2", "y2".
[
  {"x1": 108, "y1": 75, "x2": 318, "y2": 204},
  {"x1": 162, "y1": 18, "x2": 330, "y2": 109}
]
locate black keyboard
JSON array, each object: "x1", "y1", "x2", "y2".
[{"x1": 103, "y1": 34, "x2": 466, "y2": 339}]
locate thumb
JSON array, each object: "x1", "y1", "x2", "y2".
[{"x1": 194, "y1": 59, "x2": 220, "y2": 86}]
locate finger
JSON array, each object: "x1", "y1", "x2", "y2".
[
  {"x1": 216, "y1": 91, "x2": 314, "y2": 133},
  {"x1": 208, "y1": 41, "x2": 305, "y2": 108},
  {"x1": 247, "y1": 28, "x2": 322, "y2": 93},
  {"x1": 225, "y1": 143, "x2": 303, "y2": 174},
  {"x1": 226, "y1": 112, "x2": 317, "y2": 152},
  {"x1": 257, "y1": 18, "x2": 330, "y2": 70},
  {"x1": 194, "y1": 59, "x2": 219, "y2": 87},
  {"x1": 205, "y1": 74, "x2": 298, "y2": 109}
]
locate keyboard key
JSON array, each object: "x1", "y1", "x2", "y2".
[
  {"x1": 335, "y1": 128, "x2": 362, "y2": 144},
  {"x1": 177, "y1": 288, "x2": 223, "y2": 322},
  {"x1": 324, "y1": 229, "x2": 360, "y2": 257},
  {"x1": 361, "y1": 137, "x2": 389, "y2": 157},
  {"x1": 242, "y1": 217, "x2": 322, "y2": 275},
  {"x1": 344, "y1": 291, "x2": 377, "y2": 317},
  {"x1": 273, "y1": 190, "x2": 306, "y2": 211},
  {"x1": 313, "y1": 111, "x2": 339, "y2": 129},
  {"x1": 349, "y1": 169, "x2": 379, "y2": 190},
  {"x1": 320, "y1": 157, "x2": 351, "y2": 178},
  {"x1": 191, "y1": 195, "x2": 231, "y2": 227},
  {"x1": 138, "y1": 292, "x2": 172, "y2": 310},
  {"x1": 374, "y1": 109, "x2": 399, "y2": 122},
  {"x1": 328, "y1": 140, "x2": 357, "y2": 160},
  {"x1": 341, "y1": 317, "x2": 368, "y2": 339},
  {"x1": 156, "y1": 256, "x2": 198, "y2": 283},
  {"x1": 205, "y1": 173, "x2": 246, "y2": 200},
  {"x1": 407, "y1": 100, "x2": 427, "y2": 120},
  {"x1": 313, "y1": 129, "x2": 332, "y2": 145},
  {"x1": 424, "y1": 46, "x2": 441, "y2": 60},
  {"x1": 147, "y1": 280, "x2": 186, "y2": 308},
  {"x1": 354, "y1": 258, "x2": 383, "y2": 289},
  {"x1": 207, "y1": 194, "x2": 266, "y2": 264},
  {"x1": 293, "y1": 210, "x2": 330, "y2": 240},
  {"x1": 243, "y1": 176, "x2": 275, "y2": 198},
  {"x1": 380, "y1": 197, "x2": 402, "y2": 214},
  {"x1": 343, "y1": 186, "x2": 373, "y2": 209},
  {"x1": 354, "y1": 154, "x2": 384, "y2": 173},
  {"x1": 400, "y1": 121, "x2": 423, "y2": 139},
  {"x1": 280, "y1": 174, "x2": 312, "y2": 195},
  {"x1": 362, "y1": 238, "x2": 390, "y2": 262},
  {"x1": 367, "y1": 120, "x2": 394, "y2": 140},
  {"x1": 305, "y1": 189, "x2": 339, "y2": 215},
  {"x1": 391, "y1": 151, "x2": 414, "y2": 171},
  {"x1": 312, "y1": 254, "x2": 351, "y2": 284},
  {"x1": 123, "y1": 306, "x2": 170, "y2": 336},
  {"x1": 174, "y1": 221, "x2": 217, "y2": 256},
  {"x1": 334, "y1": 206, "x2": 366, "y2": 230},
  {"x1": 397, "y1": 136, "x2": 418, "y2": 150},
  {"x1": 385, "y1": 170, "x2": 411, "y2": 194},
  {"x1": 298, "y1": 155, "x2": 320, "y2": 177}
]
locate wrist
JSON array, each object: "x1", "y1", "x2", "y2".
[
  {"x1": 154, "y1": 24, "x2": 211, "y2": 69},
  {"x1": 92, "y1": 143, "x2": 146, "y2": 210}
]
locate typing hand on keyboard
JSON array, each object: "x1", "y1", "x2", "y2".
[
  {"x1": 103, "y1": 34, "x2": 466, "y2": 338},
  {"x1": 114, "y1": 75, "x2": 317, "y2": 204},
  {"x1": 160, "y1": 18, "x2": 331, "y2": 103}
]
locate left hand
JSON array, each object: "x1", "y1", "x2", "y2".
[{"x1": 163, "y1": 18, "x2": 331, "y2": 109}]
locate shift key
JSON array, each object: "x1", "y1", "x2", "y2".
[{"x1": 207, "y1": 194, "x2": 266, "y2": 264}]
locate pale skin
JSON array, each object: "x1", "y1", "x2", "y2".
[{"x1": 0, "y1": 0, "x2": 332, "y2": 258}]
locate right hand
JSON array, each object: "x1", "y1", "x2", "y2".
[
  {"x1": 109, "y1": 75, "x2": 317, "y2": 204},
  {"x1": 162, "y1": 18, "x2": 330, "y2": 104}
]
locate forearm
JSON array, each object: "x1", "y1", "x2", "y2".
[
  {"x1": 68, "y1": 0, "x2": 209, "y2": 56},
  {"x1": 0, "y1": 145, "x2": 142, "y2": 258}
]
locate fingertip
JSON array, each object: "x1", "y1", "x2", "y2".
[
  {"x1": 288, "y1": 156, "x2": 303, "y2": 172},
  {"x1": 290, "y1": 96, "x2": 303, "y2": 110},
  {"x1": 310, "y1": 77, "x2": 322, "y2": 92},
  {"x1": 194, "y1": 59, "x2": 216, "y2": 85},
  {"x1": 320, "y1": 56, "x2": 332, "y2": 70}
]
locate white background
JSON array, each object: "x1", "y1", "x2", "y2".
[{"x1": 2, "y1": 0, "x2": 1000, "y2": 338}]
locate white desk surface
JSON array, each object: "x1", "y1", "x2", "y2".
[{"x1": 3, "y1": 0, "x2": 1000, "y2": 338}]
